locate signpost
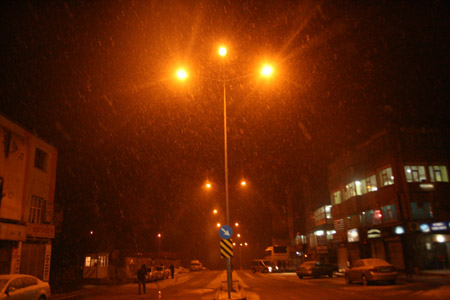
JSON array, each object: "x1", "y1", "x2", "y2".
[
  {"x1": 220, "y1": 239, "x2": 233, "y2": 258},
  {"x1": 219, "y1": 225, "x2": 233, "y2": 298},
  {"x1": 219, "y1": 225, "x2": 233, "y2": 239}
]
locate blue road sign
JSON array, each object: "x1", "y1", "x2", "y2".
[{"x1": 219, "y1": 225, "x2": 233, "y2": 239}]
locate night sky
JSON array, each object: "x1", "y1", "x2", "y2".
[{"x1": 1, "y1": 0, "x2": 449, "y2": 273}]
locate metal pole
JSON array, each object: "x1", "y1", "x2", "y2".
[{"x1": 223, "y1": 81, "x2": 232, "y2": 299}]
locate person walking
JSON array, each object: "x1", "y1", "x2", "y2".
[
  {"x1": 170, "y1": 264, "x2": 175, "y2": 279},
  {"x1": 137, "y1": 264, "x2": 147, "y2": 295}
]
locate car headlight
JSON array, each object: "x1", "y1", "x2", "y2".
[{"x1": 268, "y1": 267, "x2": 272, "y2": 272}]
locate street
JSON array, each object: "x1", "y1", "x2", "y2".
[{"x1": 51, "y1": 270, "x2": 450, "y2": 300}]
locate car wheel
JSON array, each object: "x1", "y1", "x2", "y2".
[
  {"x1": 297, "y1": 274, "x2": 303, "y2": 279},
  {"x1": 38, "y1": 296, "x2": 46, "y2": 300},
  {"x1": 362, "y1": 274, "x2": 368, "y2": 286},
  {"x1": 251, "y1": 268, "x2": 256, "y2": 273},
  {"x1": 328, "y1": 272, "x2": 333, "y2": 278},
  {"x1": 345, "y1": 274, "x2": 351, "y2": 284}
]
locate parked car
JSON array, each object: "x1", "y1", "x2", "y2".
[
  {"x1": 146, "y1": 266, "x2": 160, "y2": 282},
  {"x1": 156, "y1": 266, "x2": 170, "y2": 279},
  {"x1": 251, "y1": 259, "x2": 272, "y2": 273},
  {"x1": 190, "y1": 260, "x2": 203, "y2": 271},
  {"x1": 296, "y1": 261, "x2": 338, "y2": 279},
  {"x1": 345, "y1": 258, "x2": 397, "y2": 285},
  {"x1": 0, "y1": 274, "x2": 51, "y2": 300}
]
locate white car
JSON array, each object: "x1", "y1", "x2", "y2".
[
  {"x1": 0, "y1": 274, "x2": 51, "y2": 300},
  {"x1": 345, "y1": 258, "x2": 397, "y2": 285}
]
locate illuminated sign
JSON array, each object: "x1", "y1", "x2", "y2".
[
  {"x1": 420, "y1": 223, "x2": 430, "y2": 233},
  {"x1": 347, "y1": 228, "x2": 359, "y2": 242},
  {"x1": 367, "y1": 229, "x2": 381, "y2": 238},
  {"x1": 419, "y1": 183, "x2": 435, "y2": 191},
  {"x1": 394, "y1": 226, "x2": 405, "y2": 235},
  {"x1": 431, "y1": 222, "x2": 447, "y2": 231}
]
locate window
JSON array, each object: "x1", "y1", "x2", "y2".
[
  {"x1": 85, "y1": 256, "x2": 91, "y2": 267},
  {"x1": 29, "y1": 195, "x2": 45, "y2": 224},
  {"x1": 379, "y1": 167, "x2": 394, "y2": 187},
  {"x1": 34, "y1": 147, "x2": 48, "y2": 171},
  {"x1": 345, "y1": 182, "x2": 359, "y2": 200},
  {"x1": 404, "y1": 165, "x2": 426, "y2": 182},
  {"x1": 381, "y1": 204, "x2": 398, "y2": 222},
  {"x1": 325, "y1": 205, "x2": 332, "y2": 219},
  {"x1": 361, "y1": 209, "x2": 383, "y2": 226},
  {"x1": 361, "y1": 174, "x2": 378, "y2": 194},
  {"x1": 326, "y1": 230, "x2": 336, "y2": 240},
  {"x1": 429, "y1": 165, "x2": 449, "y2": 182},
  {"x1": 98, "y1": 255, "x2": 107, "y2": 267},
  {"x1": 411, "y1": 202, "x2": 432, "y2": 219},
  {"x1": 332, "y1": 190, "x2": 342, "y2": 205}
]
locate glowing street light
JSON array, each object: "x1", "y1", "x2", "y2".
[
  {"x1": 176, "y1": 68, "x2": 188, "y2": 80},
  {"x1": 240, "y1": 180, "x2": 246, "y2": 187},
  {"x1": 213, "y1": 209, "x2": 218, "y2": 214},
  {"x1": 218, "y1": 46, "x2": 227, "y2": 57},
  {"x1": 205, "y1": 182, "x2": 212, "y2": 189},
  {"x1": 216, "y1": 223, "x2": 221, "y2": 228},
  {"x1": 261, "y1": 64, "x2": 273, "y2": 77}
]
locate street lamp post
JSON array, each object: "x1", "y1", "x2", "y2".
[{"x1": 176, "y1": 46, "x2": 274, "y2": 299}]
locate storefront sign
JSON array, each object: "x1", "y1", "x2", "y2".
[
  {"x1": 0, "y1": 223, "x2": 27, "y2": 241},
  {"x1": 394, "y1": 226, "x2": 405, "y2": 235},
  {"x1": 368, "y1": 229, "x2": 381, "y2": 238},
  {"x1": 420, "y1": 223, "x2": 430, "y2": 233},
  {"x1": 430, "y1": 222, "x2": 447, "y2": 231},
  {"x1": 27, "y1": 224, "x2": 55, "y2": 238}
]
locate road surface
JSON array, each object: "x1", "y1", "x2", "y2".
[{"x1": 51, "y1": 270, "x2": 450, "y2": 300}]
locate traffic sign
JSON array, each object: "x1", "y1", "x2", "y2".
[
  {"x1": 219, "y1": 225, "x2": 233, "y2": 239},
  {"x1": 220, "y1": 239, "x2": 233, "y2": 258}
]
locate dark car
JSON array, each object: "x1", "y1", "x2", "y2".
[{"x1": 296, "y1": 261, "x2": 338, "y2": 279}]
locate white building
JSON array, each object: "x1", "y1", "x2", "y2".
[{"x1": 0, "y1": 114, "x2": 57, "y2": 281}]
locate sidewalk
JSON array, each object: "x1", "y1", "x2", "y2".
[{"x1": 397, "y1": 269, "x2": 450, "y2": 283}]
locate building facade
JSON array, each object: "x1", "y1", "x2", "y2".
[
  {"x1": 0, "y1": 114, "x2": 57, "y2": 281},
  {"x1": 328, "y1": 127, "x2": 449, "y2": 271}
]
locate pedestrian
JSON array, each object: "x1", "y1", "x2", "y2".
[
  {"x1": 137, "y1": 264, "x2": 147, "y2": 295},
  {"x1": 170, "y1": 264, "x2": 175, "y2": 279}
]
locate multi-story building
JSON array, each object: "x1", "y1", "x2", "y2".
[
  {"x1": 0, "y1": 114, "x2": 57, "y2": 281},
  {"x1": 305, "y1": 204, "x2": 337, "y2": 262},
  {"x1": 328, "y1": 127, "x2": 449, "y2": 271}
]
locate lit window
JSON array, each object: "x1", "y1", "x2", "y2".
[
  {"x1": 429, "y1": 165, "x2": 449, "y2": 182},
  {"x1": 404, "y1": 165, "x2": 426, "y2": 182},
  {"x1": 361, "y1": 174, "x2": 378, "y2": 194},
  {"x1": 326, "y1": 230, "x2": 336, "y2": 240},
  {"x1": 314, "y1": 230, "x2": 324, "y2": 236},
  {"x1": 332, "y1": 191, "x2": 341, "y2": 205},
  {"x1": 325, "y1": 205, "x2": 332, "y2": 219},
  {"x1": 345, "y1": 182, "x2": 357, "y2": 199},
  {"x1": 85, "y1": 257, "x2": 91, "y2": 267},
  {"x1": 379, "y1": 167, "x2": 394, "y2": 187}
]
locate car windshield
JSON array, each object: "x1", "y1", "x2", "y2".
[
  {"x1": 364, "y1": 259, "x2": 390, "y2": 267},
  {"x1": 302, "y1": 261, "x2": 317, "y2": 267},
  {"x1": 0, "y1": 279, "x2": 8, "y2": 290}
]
